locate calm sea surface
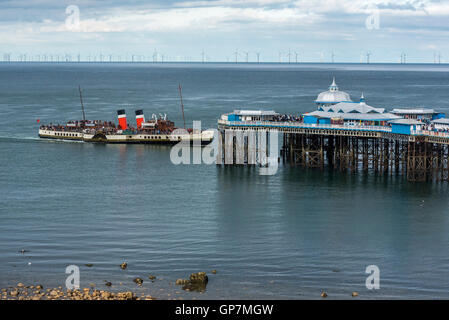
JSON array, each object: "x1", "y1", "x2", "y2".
[{"x1": 1, "y1": 63, "x2": 449, "y2": 299}]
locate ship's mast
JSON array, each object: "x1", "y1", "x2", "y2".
[
  {"x1": 178, "y1": 84, "x2": 186, "y2": 129},
  {"x1": 79, "y1": 85, "x2": 86, "y2": 127}
]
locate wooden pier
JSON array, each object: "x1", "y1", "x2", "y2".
[{"x1": 216, "y1": 120, "x2": 449, "y2": 182}]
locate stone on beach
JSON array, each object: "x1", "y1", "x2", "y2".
[
  {"x1": 175, "y1": 279, "x2": 189, "y2": 285},
  {"x1": 120, "y1": 262, "x2": 128, "y2": 270},
  {"x1": 133, "y1": 278, "x2": 143, "y2": 286},
  {"x1": 175, "y1": 272, "x2": 209, "y2": 292},
  {"x1": 189, "y1": 272, "x2": 208, "y2": 284}
]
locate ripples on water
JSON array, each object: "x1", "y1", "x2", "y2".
[{"x1": 1, "y1": 63, "x2": 449, "y2": 299}]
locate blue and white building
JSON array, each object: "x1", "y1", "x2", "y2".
[
  {"x1": 305, "y1": 94, "x2": 401, "y2": 126},
  {"x1": 222, "y1": 110, "x2": 278, "y2": 122},
  {"x1": 390, "y1": 119, "x2": 425, "y2": 135},
  {"x1": 391, "y1": 108, "x2": 444, "y2": 121}
]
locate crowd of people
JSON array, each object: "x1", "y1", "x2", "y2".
[
  {"x1": 272, "y1": 114, "x2": 303, "y2": 122},
  {"x1": 39, "y1": 119, "x2": 176, "y2": 136}
]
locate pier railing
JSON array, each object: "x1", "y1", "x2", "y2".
[
  {"x1": 413, "y1": 130, "x2": 449, "y2": 138},
  {"x1": 218, "y1": 120, "x2": 449, "y2": 139},
  {"x1": 218, "y1": 120, "x2": 392, "y2": 132}
]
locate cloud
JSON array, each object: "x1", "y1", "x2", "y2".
[
  {"x1": 2, "y1": 0, "x2": 449, "y2": 34},
  {"x1": 1, "y1": 0, "x2": 449, "y2": 62},
  {"x1": 20, "y1": 5, "x2": 321, "y2": 34}
]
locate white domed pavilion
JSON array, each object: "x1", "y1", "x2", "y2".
[{"x1": 315, "y1": 78, "x2": 352, "y2": 107}]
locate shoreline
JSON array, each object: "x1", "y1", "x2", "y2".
[
  {"x1": 0, "y1": 272, "x2": 211, "y2": 301},
  {"x1": 0, "y1": 284, "x2": 154, "y2": 300}
]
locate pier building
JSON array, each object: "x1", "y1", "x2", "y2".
[
  {"x1": 223, "y1": 110, "x2": 278, "y2": 122},
  {"x1": 217, "y1": 80, "x2": 449, "y2": 182},
  {"x1": 315, "y1": 78, "x2": 352, "y2": 107},
  {"x1": 391, "y1": 108, "x2": 444, "y2": 121},
  {"x1": 305, "y1": 94, "x2": 401, "y2": 126},
  {"x1": 432, "y1": 118, "x2": 449, "y2": 130}
]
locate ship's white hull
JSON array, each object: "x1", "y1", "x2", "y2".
[{"x1": 39, "y1": 129, "x2": 215, "y2": 144}]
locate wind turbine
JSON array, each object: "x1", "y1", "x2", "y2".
[
  {"x1": 255, "y1": 52, "x2": 261, "y2": 64},
  {"x1": 278, "y1": 51, "x2": 283, "y2": 63},
  {"x1": 331, "y1": 51, "x2": 335, "y2": 63},
  {"x1": 400, "y1": 53, "x2": 406, "y2": 64},
  {"x1": 242, "y1": 51, "x2": 249, "y2": 63},
  {"x1": 294, "y1": 51, "x2": 299, "y2": 63},
  {"x1": 366, "y1": 52, "x2": 371, "y2": 64},
  {"x1": 234, "y1": 49, "x2": 238, "y2": 63},
  {"x1": 153, "y1": 50, "x2": 158, "y2": 63}
]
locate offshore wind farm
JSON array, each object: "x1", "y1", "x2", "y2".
[{"x1": 1, "y1": 51, "x2": 446, "y2": 64}]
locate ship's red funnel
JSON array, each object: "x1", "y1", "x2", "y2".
[
  {"x1": 117, "y1": 109, "x2": 127, "y2": 130},
  {"x1": 135, "y1": 110, "x2": 145, "y2": 129}
]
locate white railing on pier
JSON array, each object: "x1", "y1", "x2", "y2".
[
  {"x1": 218, "y1": 119, "x2": 449, "y2": 141},
  {"x1": 218, "y1": 120, "x2": 392, "y2": 132},
  {"x1": 417, "y1": 130, "x2": 449, "y2": 138}
]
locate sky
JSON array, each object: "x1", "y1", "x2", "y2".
[{"x1": 1, "y1": 0, "x2": 449, "y2": 63}]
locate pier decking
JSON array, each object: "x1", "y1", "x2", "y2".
[{"x1": 217, "y1": 119, "x2": 449, "y2": 182}]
